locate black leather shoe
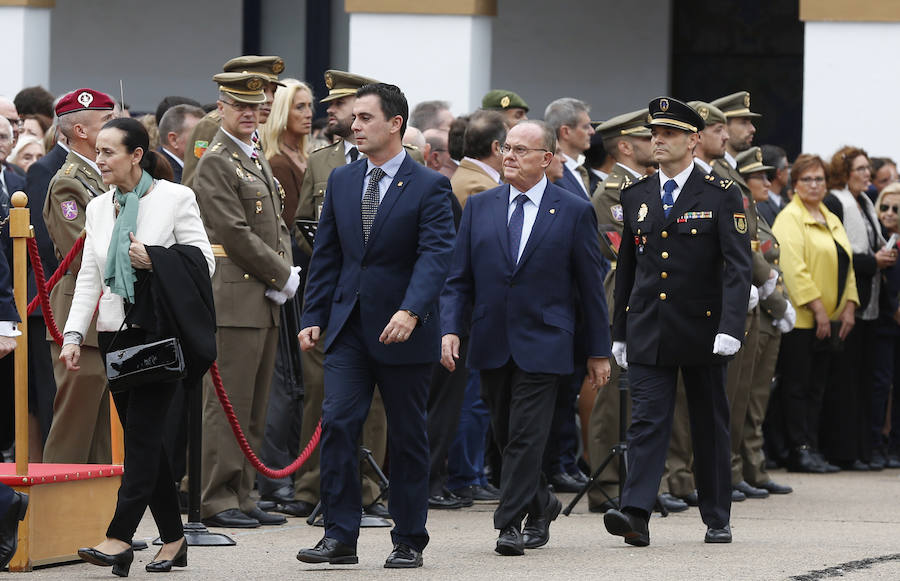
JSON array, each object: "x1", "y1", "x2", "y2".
[
  {"x1": 452, "y1": 484, "x2": 500, "y2": 503},
  {"x1": 428, "y1": 494, "x2": 462, "y2": 509},
  {"x1": 704, "y1": 524, "x2": 732, "y2": 543},
  {"x1": 202, "y1": 508, "x2": 260, "y2": 528},
  {"x1": 78, "y1": 546, "x2": 134, "y2": 577},
  {"x1": 756, "y1": 480, "x2": 793, "y2": 494},
  {"x1": 495, "y1": 526, "x2": 524, "y2": 556},
  {"x1": 523, "y1": 495, "x2": 562, "y2": 549},
  {"x1": 549, "y1": 472, "x2": 582, "y2": 493},
  {"x1": 297, "y1": 537, "x2": 358, "y2": 564},
  {"x1": 836, "y1": 459, "x2": 870, "y2": 471},
  {"x1": 450, "y1": 491, "x2": 473, "y2": 507},
  {"x1": 788, "y1": 447, "x2": 827, "y2": 473},
  {"x1": 260, "y1": 484, "x2": 295, "y2": 504},
  {"x1": 0, "y1": 492, "x2": 28, "y2": 569},
  {"x1": 734, "y1": 480, "x2": 769, "y2": 499},
  {"x1": 364, "y1": 502, "x2": 391, "y2": 519},
  {"x1": 870, "y1": 449, "x2": 887, "y2": 471},
  {"x1": 131, "y1": 539, "x2": 148, "y2": 551},
  {"x1": 569, "y1": 470, "x2": 589, "y2": 486},
  {"x1": 588, "y1": 497, "x2": 619, "y2": 513},
  {"x1": 887, "y1": 453, "x2": 900, "y2": 469},
  {"x1": 603, "y1": 508, "x2": 650, "y2": 547},
  {"x1": 278, "y1": 500, "x2": 315, "y2": 517},
  {"x1": 384, "y1": 543, "x2": 423, "y2": 568},
  {"x1": 811, "y1": 451, "x2": 841, "y2": 473},
  {"x1": 731, "y1": 489, "x2": 746, "y2": 502},
  {"x1": 145, "y1": 538, "x2": 187, "y2": 573},
  {"x1": 244, "y1": 506, "x2": 286, "y2": 525},
  {"x1": 657, "y1": 493, "x2": 689, "y2": 512},
  {"x1": 680, "y1": 491, "x2": 699, "y2": 506}
]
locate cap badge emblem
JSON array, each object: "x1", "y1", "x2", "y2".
[
  {"x1": 659, "y1": 98, "x2": 670, "y2": 112},
  {"x1": 77, "y1": 92, "x2": 94, "y2": 107},
  {"x1": 500, "y1": 95, "x2": 510, "y2": 108}
]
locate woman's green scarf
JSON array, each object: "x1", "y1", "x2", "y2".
[{"x1": 104, "y1": 170, "x2": 153, "y2": 303}]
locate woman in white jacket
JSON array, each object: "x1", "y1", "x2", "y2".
[{"x1": 60, "y1": 117, "x2": 214, "y2": 577}]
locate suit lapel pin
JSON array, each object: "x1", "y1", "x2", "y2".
[
  {"x1": 549, "y1": 208, "x2": 556, "y2": 214},
  {"x1": 397, "y1": 181, "x2": 404, "y2": 187}
]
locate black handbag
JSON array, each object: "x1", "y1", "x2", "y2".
[{"x1": 106, "y1": 337, "x2": 186, "y2": 393}]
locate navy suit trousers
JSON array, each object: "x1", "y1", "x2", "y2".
[
  {"x1": 622, "y1": 363, "x2": 731, "y2": 529},
  {"x1": 321, "y1": 309, "x2": 431, "y2": 551}
]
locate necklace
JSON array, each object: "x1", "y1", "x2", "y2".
[{"x1": 282, "y1": 140, "x2": 301, "y2": 153}]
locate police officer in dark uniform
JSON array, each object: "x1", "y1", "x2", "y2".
[{"x1": 603, "y1": 97, "x2": 751, "y2": 546}]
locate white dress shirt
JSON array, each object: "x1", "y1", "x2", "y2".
[
  {"x1": 222, "y1": 129, "x2": 257, "y2": 159},
  {"x1": 463, "y1": 156, "x2": 502, "y2": 184},
  {"x1": 724, "y1": 151, "x2": 737, "y2": 169},
  {"x1": 693, "y1": 157, "x2": 713, "y2": 174},
  {"x1": 657, "y1": 162, "x2": 695, "y2": 205},
  {"x1": 617, "y1": 162, "x2": 644, "y2": 180},
  {"x1": 508, "y1": 175, "x2": 547, "y2": 262},
  {"x1": 362, "y1": 149, "x2": 406, "y2": 203},
  {"x1": 72, "y1": 149, "x2": 101, "y2": 176},
  {"x1": 162, "y1": 147, "x2": 184, "y2": 168},
  {"x1": 563, "y1": 153, "x2": 588, "y2": 195}
]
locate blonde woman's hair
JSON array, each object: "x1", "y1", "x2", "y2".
[{"x1": 262, "y1": 79, "x2": 314, "y2": 162}]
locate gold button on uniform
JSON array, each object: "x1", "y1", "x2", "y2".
[
  {"x1": 691, "y1": 228, "x2": 697, "y2": 235},
  {"x1": 661, "y1": 231, "x2": 668, "y2": 238},
  {"x1": 662, "y1": 251, "x2": 669, "y2": 259},
  {"x1": 661, "y1": 271, "x2": 668, "y2": 279},
  {"x1": 659, "y1": 292, "x2": 667, "y2": 300},
  {"x1": 243, "y1": 274, "x2": 250, "y2": 280},
  {"x1": 270, "y1": 278, "x2": 277, "y2": 283},
  {"x1": 774, "y1": 258, "x2": 779, "y2": 265},
  {"x1": 706, "y1": 310, "x2": 712, "y2": 317}
]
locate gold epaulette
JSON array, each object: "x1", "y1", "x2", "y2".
[{"x1": 64, "y1": 163, "x2": 75, "y2": 176}]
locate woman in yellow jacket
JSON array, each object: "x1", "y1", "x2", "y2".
[{"x1": 772, "y1": 154, "x2": 859, "y2": 474}]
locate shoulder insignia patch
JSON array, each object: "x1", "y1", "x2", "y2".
[
  {"x1": 622, "y1": 175, "x2": 644, "y2": 190},
  {"x1": 605, "y1": 181, "x2": 620, "y2": 190},
  {"x1": 610, "y1": 204, "x2": 624, "y2": 222},
  {"x1": 717, "y1": 179, "x2": 733, "y2": 190},
  {"x1": 310, "y1": 142, "x2": 333, "y2": 154},
  {"x1": 734, "y1": 212, "x2": 747, "y2": 234},
  {"x1": 193, "y1": 140, "x2": 209, "y2": 159},
  {"x1": 60, "y1": 200, "x2": 78, "y2": 220},
  {"x1": 64, "y1": 163, "x2": 75, "y2": 176}
]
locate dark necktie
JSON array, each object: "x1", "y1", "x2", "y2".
[
  {"x1": 576, "y1": 164, "x2": 590, "y2": 196},
  {"x1": 349, "y1": 146, "x2": 359, "y2": 162},
  {"x1": 507, "y1": 194, "x2": 529, "y2": 264},
  {"x1": 362, "y1": 167, "x2": 385, "y2": 244},
  {"x1": 662, "y1": 179, "x2": 677, "y2": 218}
]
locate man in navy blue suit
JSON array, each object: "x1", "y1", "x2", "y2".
[
  {"x1": 441, "y1": 120, "x2": 611, "y2": 555},
  {"x1": 297, "y1": 83, "x2": 456, "y2": 569}
]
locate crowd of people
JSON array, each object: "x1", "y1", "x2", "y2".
[{"x1": 1, "y1": 51, "x2": 899, "y2": 572}]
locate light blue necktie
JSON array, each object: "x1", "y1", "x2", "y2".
[
  {"x1": 507, "y1": 194, "x2": 528, "y2": 263},
  {"x1": 662, "y1": 179, "x2": 676, "y2": 218}
]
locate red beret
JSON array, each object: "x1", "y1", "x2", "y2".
[{"x1": 55, "y1": 88, "x2": 115, "y2": 117}]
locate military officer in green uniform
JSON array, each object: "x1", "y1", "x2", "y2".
[
  {"x1": 735, "y1": 147, "x2": 794, "y2": 495},
  {"x1": 41, "y1": 89, "x2": 115, "y2": 464},
  {"x1": 194, "y1": 72, "x2": 297, "y2": 528},
  {"x1": 481, "y1": 89, "x2": 529, "y2": 127},
  {"x1": 282, "y1": 69, "x2": 393, "y2": 518},
  {"x1": 587, "y1": 108, "x2": 655, "y2": 511},
  {"x1": 182, "y1": 55, "x2": 285, "y2": 189}
]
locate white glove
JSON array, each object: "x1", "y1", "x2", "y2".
[
  {"x1": 612, "y1": 341, "x2": 628, "y2": 369},
  {"x1": 748, "y1": 285, "x2": 759, "y2": 311},
  {"x1": 759, "y1": 269, "x2": 778, "y2": 300},
  {"x1": 712, "y1": 333, "x2": 741, "y2": 356},
  {"x1": 265, "y1": 288, "x2": 288, "y2": 305},
  {"x1": 774, "y1": 300, "x2": 796, "y2": 333},
  {"x1": 282, "y1": 266, "x2": 302, "y2": 298}
]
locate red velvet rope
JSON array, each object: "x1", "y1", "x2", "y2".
[
  {"x1": 24, "y1": 235, "x2": 321, "y2": 476},
  {"x1": 210, "y1": 362, "x2": 322, "y2": 478}
]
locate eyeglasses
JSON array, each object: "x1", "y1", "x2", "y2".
[
  {"x1": 501, "y1": 143, "x2": 549, "y2": 157},
  {"x1": 220, "y1": 100, "x2": 260, "y2": 112},
  {"x1": 797, "y1": 176, "x2": 826, "y2": 185},
  {"x1": 880, "y1": 204, "x2": 900, "y2": 213}
]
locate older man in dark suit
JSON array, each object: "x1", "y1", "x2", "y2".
[
  {"x1": 441, "y1": 120, "x2": 611, "y2": 555},
  {"x1": 297, "y1": 83, "x2": 455, "y2": 569}
]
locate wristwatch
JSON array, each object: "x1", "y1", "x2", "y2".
[{"x1": 404, "y1": 309, "x2": 419, "y2": 320}]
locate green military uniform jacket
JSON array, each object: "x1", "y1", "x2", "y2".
[
  {"x1": 181, "y1": 110, "x2": 222, "y2": 190},
  {"x1": 757, "y1": 214, "x2": 789, "y2": 326},
  {"x1": 43, "y1": 150, "x2": 104, "y2": 347},
  {"x1": 713, "y1": 157, "x2": 771, "y2": 287},
  {"x1": 193, "y1": 128, "x2": 291, "y2": 329}
]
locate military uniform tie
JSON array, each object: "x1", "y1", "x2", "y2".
[
  {"x1": 349, "y1": 146, "x2": 359, "y2": 162},
  {"x1": 507, "y1": 194, "x2": 528, "y2": 264},
  {"x1": 362, "y1": 167, "x2": 385, "y2": 244},
  {"x1": 662, "y1": 179, "x2": 676, "y2": 217}
]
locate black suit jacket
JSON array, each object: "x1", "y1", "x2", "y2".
[
  {"x1": 613, "y1": 166, "x2": 752, "y2": 366},
  {"x1": 0, "y1": 237, "x2": 18, "y2": 323},
  {"x1": 158, "y1": 148, "x2": 183, "y2": 184},
  {"x1": 23, "y1": 143, "x2": 67, "y2": 315}
]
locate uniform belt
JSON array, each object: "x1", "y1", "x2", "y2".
[
  {"x1": 750, "y1": 240, "x2": 760, "y2": 252},
  {"x1": 211, "y1": 244, "x2": 227, "y2": 258}
]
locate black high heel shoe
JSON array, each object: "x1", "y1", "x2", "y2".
[
  {"x1": 77, "y1": 546, "x2": 134, "y2": 577},
  {"x1": 145, "y1": 538, "x2": 187, "y2": 573}
]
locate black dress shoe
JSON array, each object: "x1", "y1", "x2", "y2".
[
  {"x1": 680, "y1": 491, "x2": 699, "y2": 506},
  {"x1": 384, "y1": 543, "x2": 423, "y2": 568},
  {"x1": 549, "y1": 472, "x2": 582, "y2": 493},
  {"x1": 523, "y1": 495, "x2": 562, "y2": 549},
  {"x1": 734, "y1": 480, "x2": 769, "y2": 499},
  {"x1": 260, "y1": 484, "x2": 295, "y2": 504},
  {"x1": 755, "y1": 480, "x2": 793, "y2": 494},
  {"x1": 657, "y1": 493, "x2": 689, "y2": 512},
  {"x1": 452, "y1": 484, "x2": 500, "y2": 503},
  {"x1": 603, "y1": 508, "x2": 650, "y2": 547},
  {"x1": 428, "y1": 494, "x2": 462, "y2": 509},
  {"x1": 731, "y1": 489, "x2": 746, "y2": 502},
  {"x1": 835, "y1": 459, "x2": 869, "y2": 471},
  {"x1": 704, "y1": 524, "x2": 732, "y2": 543},
  {"x1": 131, "y1": 539, "x2": 148, "y2": 551},
  {"x1": 788, "y1": 447, "x2": 827, "y2": 473},
  {"x1": 450, "y1": 491, "x2": 473, "y2": 507},
  {"x1": 870, "y1": 449, "x2": 887, "y2": 471},
  {"x1": 244, "y1": 506, "x2": 286, "y2": 525},
  {"x1": 202, "y1": 508, "x2": 260, "y2": 528},
  {"x1": 495, "y1": 525, "x2": 524, "y2": 556},
  {"x1": 588, "y1": 497, "x2": 619, "y2": 513},
  {"x1": 569, "y1": 470, "x2": 589, "y2": 486},
  {"x1": 0, "y1": 492, "x2": 28, "y2": 569},
  {"x1": 145, "y1": 538, "x2": 187, "y2": 573},
  {"x1": 887, "y1": 453, "x2": 900, "y2": 469},
  {"x1": 278, "y1": 500, "x2": 316, "y2": 517},
  {"x1": 78, "y1": 546, "x2": 134, "y2": 577},
  {"x1": 364, "y1": 502, "x2": 391, "y2": 519},
  {"x1": 297, "y1": 537, "x2": 358, "y2": 564},
  {"x1": 811, "y1": 451, "x2": 841, "y2": 473}
]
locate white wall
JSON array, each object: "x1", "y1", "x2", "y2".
[
  {"x1": 49, "y1": 0, "x2": 242, "y2": 113},
  {"x1": 0, "y1": 7, "x2": 51, "y2": 98},
  {"x1": 491, "y1": 0, "x2": 671, "y2": 122},
  {"x1": 803, "y1": 21, "x2": 900, "y2": 160}
]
